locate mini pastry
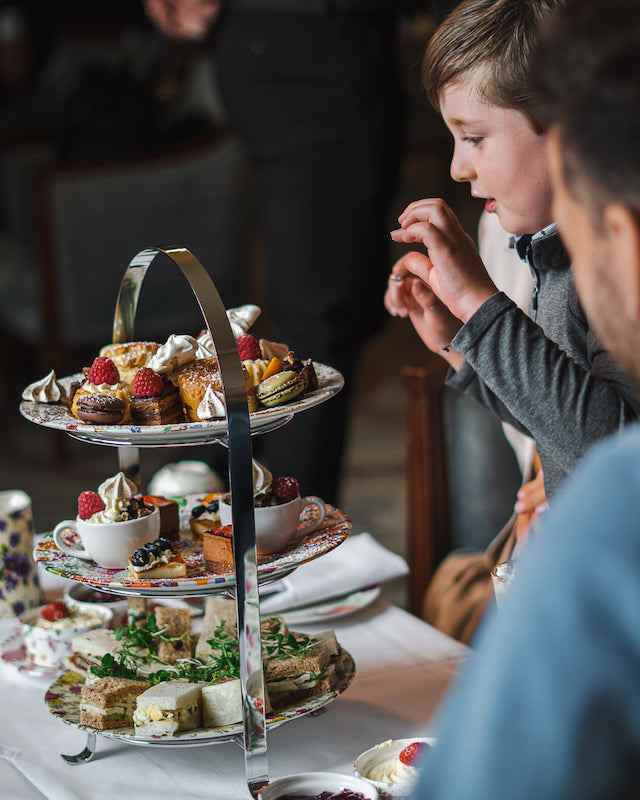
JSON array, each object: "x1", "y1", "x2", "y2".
[
  {"x1": 173, "y1": 357, "x2": 222, "y2": 422},
  {"x1": 202, "y1": 525, "x2": 234, "y2": 573},
  {"x1": 259, "y1": 339, "x2": 290, "y2": 361},
  {"x1": 147, "y1": 334, "x2": 200, "y2": 375},
  {"x1": 99, "y1": 341, "x2": 159, "y2": 387},
  {"x1": 142, "y1": 496, "x2": 180, "y2": 543},
  {"x1": 256, "y1": 370, "x2": 305, "y2": 408},
  {"x1": 130, "y1": 368, "x2": 185, "y2": 425},
  {"x1": 242, "y1": 359, "x2": 269, "y2": 387},
  {"x1": 75, "y1": 394, "x2": 126, "y2": 425},
  {"x1": 127, "y1": 537, "x2": 187, "y2": 580},
  {"x1": 155, "y1": 606, "x2": 191, "y2": 664},
  {"x1": 71, "y1": 357, "x2": 131, "y2": 422},
  {"x1": 80, "y1": 676, "x2": 150, "y2": 730},
  {"x1": 189, "y1": 494, "x2": 222, "y2": 539},
  {"x1": 281, "y1": 353, "x2": 318, "y2": 391}
]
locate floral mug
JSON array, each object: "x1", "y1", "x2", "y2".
[{"x1": 0, "y1": 490, "x2": 41, "y2": 617}]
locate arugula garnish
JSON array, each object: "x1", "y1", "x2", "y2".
[{"x1": 89, "y1": 613, "x2": 185, "y2": 680}]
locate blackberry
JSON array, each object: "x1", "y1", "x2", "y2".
[{"x1": 130, "y1": 549, "x2": 150, "y2": 567}]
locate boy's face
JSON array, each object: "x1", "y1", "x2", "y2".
[
  {"x1": 548, "y1": 128, "x2": 640, "y2": 383},
  {"x1": 440, "y1": 73, "x2": 553, "y2": 235}
]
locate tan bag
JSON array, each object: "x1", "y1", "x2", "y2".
[{"x1": 422, "y1": 514, "x2": 517, "y2": 644}]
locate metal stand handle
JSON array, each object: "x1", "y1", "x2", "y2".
[{"x1": 112, "y1": 247, "x2": 268, "y2": 797}]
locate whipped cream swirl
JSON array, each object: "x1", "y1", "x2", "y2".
[
  {"x1": 87, "y1": 472, "x2": 139, "y2": 523},
  {"x1": 22, "y1": 370, "x2": 63, "y2": 403},
  {"x1": 147, "y1": 334, "x2": 199, "y2": 374},
  {"x1": 196, "y1": 305, "x2": 262, "y2": 355},
  {"x1": 197, "y1": 385, "x2": 226, "y2": 420}
]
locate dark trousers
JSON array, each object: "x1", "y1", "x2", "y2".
[{"x1": 212, "y1": 11, "x2": 403, "y2": 503}]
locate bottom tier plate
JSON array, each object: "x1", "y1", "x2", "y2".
[{"x1": 45, "y1": 650, "x2": 355, "y2": 747}]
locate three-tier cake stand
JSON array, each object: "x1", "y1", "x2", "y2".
[{"x1": 21, "y1": 248, "x2": 347, "y2": 799}]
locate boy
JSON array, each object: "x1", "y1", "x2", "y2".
[
  {"x1": 386, "y1": 0, "x2": 639, "y2": 497},
  {"x1": 410, "y1": 1, "x2": 640, "y2": 797}
]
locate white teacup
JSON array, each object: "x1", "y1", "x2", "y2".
[
  {"x1": 52, "y1": 507, "x2": 160, "y2": 568},
  {"x1": 219, "y1": 495, "x2": 326, "y2": 555}
]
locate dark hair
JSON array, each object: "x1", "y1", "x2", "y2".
[
  {"x1": 533, "y1": 0, "x2": 640, "y2": 215},
  {"x1": 424, "y1": 0, "x2": 563, "y2": 126}
]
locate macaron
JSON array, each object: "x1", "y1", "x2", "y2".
[
  {"x1": 256, "y1": 370, "x2": 305, "y2": 408},
  {"x1": 76, "y1": 394, "x2": 125, "y2": 424}
]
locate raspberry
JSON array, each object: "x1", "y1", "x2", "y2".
[
  {"x1": 87, "y1": 356, "x2": 120, "y2": 386},
  {"x1": 237, "y1": 334, "x2": 261, "y2": 361},
  {"x1": 399, "y1": 742, "x2": 429, "y2": 766},
  {"x1": 41, "y1": 602, "x2": 69, "y2": 622},
  {"x1": 77, "y1": 490, "x2": 105, "y2": 520},
  {"x1": 132, "y1": 367, "x2": 164, "y2": 398},
  {"x1": 273, "y1": 476, "x2": 300, "y2": 504}
]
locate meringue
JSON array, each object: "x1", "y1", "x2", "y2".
[
  {"x1": 253, "y1": 460, "x2": 273, "y2": 499},
  {"x1": 147, "y1": 334, "x2": 199, "y2": 374},
  {"x1": 227, "y1": 304, "x2": 261, "y2": 338},
  {"x1": 197, "y1": 385, "x2": 227, "y2": 420},
  {"x1": 22, "y1": 370, "x2": 63, "y2": 403}
]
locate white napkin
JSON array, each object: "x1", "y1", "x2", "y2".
[{"x1": 261, "y1": 533, "x2": 408, "y2": 614}]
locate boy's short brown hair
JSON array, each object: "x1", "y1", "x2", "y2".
[{"x1": 424, "y1": 0, "x2": 563, "y2": 124}]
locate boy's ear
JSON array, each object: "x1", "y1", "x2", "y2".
[{"x1": 604, "y1": 203, "x2": 640, "y2": 321}]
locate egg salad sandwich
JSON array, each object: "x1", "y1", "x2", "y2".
[
  {"x1": 80, "y1": 676, "x2": 149, "y2": 730},
  {"x1": 133, "y1": 680, "x2": 202, "y2": 737}
]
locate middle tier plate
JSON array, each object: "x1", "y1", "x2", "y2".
[{"x1": 34, "y1": 494, "x2": 350, "y2": 597}]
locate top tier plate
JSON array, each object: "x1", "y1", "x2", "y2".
[{"x1": 19, "y1": 363, "x2": 343, "y2": 446}]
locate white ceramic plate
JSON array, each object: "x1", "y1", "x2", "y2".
[
  {"x1": 34, "y1": 494, "x2": 351, "y2": 597},
  {"x1": 45, "y1": 650, "x2": 355, "y2": 746},
  {"x1": 20, "y1": 364, "x2": 343, "y2": 445},
  {"x1": 281, "y1": 587, "x2": 381, "y2": 626}
]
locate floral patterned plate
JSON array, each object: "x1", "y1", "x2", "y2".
[
  {"x1": 34, "y1": 495, "x2": 351, "y2": 597},
  {"x1": 44, "y1": 649, "x2": 355, "y2": 746},
  {"x1": 20, "y1": 364, "x2": 343, "y2": 446}
]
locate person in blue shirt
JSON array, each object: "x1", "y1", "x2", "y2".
[{"x1": 411, "y1": 1, "x2": 640, "y2": 798}]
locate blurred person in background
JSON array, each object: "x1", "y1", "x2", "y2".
[{"x1": 146, "y1": 0, "x2": 408, "y2": 504}]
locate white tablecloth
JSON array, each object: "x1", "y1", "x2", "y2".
[{"x1": 0, "y1": 601, "x2": 467, "y2": 800}]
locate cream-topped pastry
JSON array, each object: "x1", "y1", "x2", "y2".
[
  {"x1": 22, "y1": 370, "x2": 63, "y2": 403},
  {"x1": 147, "y1": 334, "x2": 199, "y2": 374},
  {"x1": 197, "y1": 385, "x2": 226, "y2": 420},
  {"x1": 86, "y1": 472, "x2": 140, "y2": 524}
]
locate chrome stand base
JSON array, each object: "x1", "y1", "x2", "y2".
[{"x1": 61, "y1": 733, "x2": 97, "y2": 765}]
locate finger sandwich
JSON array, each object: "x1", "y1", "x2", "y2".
[
  {"x1": 80, "y1": 676, "x2": 149, "y2": 730},
  {"x1": 68, "y1": 629, "x2": 121, "y2": 678},
  {"x1": 133, "y1": 680, "x2": 202, "y2": 737},
  {"x1": 201, "y1": 678, "x2": 242, "y2": 727}
]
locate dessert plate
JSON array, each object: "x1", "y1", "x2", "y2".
[
  {"x1": 20, "y1": 364, "x2": 343, "y2": 446},
  {"x1": 281, "y1": 586, "x2": 381, "y2": 626},
  {"x1": 34, "y1": 494, "x2": 351, "y2": 597},
  {"x1": 44, "y1": 650, "x2": 355, "y2": 746}
]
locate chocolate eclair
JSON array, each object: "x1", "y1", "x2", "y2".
[
  {"x1": 130, "y1": 383, "x2": 185, "y2": 425},
  {"x1": 76, "y1": 395, "x2": 126, "y2": 424}
]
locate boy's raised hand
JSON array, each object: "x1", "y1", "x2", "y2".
[
  {"x1": 385, "y1": 252, "x2": 463, "y2": 369},
  {"x1": 391, "y1": 198, "x2": 498, "y2": 323}
]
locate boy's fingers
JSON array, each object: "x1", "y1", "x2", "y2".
[
  {"x1": 393, "y1": 220, "x2": 454, "y2": 260},
  {"x1": 411, "y1": 279, "x2": 438, "y2": 310},
  {"x1": 398, "y1": 197, "x2": 453, "y2": 225}
]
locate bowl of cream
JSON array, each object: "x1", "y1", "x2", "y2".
[{"x1": 353, "y1": 737, "x2": 436, "y2": 797}]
